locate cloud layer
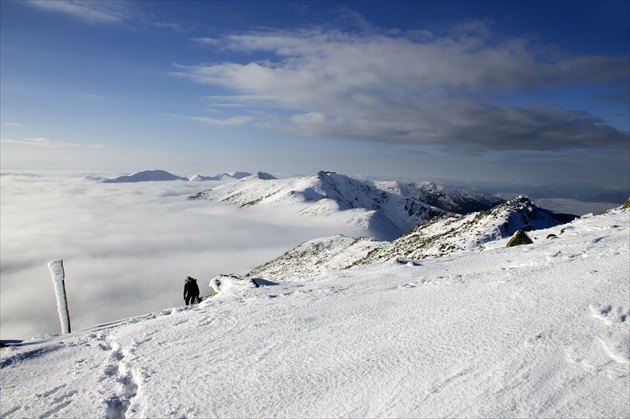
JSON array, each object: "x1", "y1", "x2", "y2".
[
  {"x1": 179, "y1": 23, "x2": 628, "y2": 152},
  {"x1": 25, "y1": 0, "x2": 179, "y2": 30},
  {"x1": 26, "y1": 0, "x2": 134, "y2": 25},
  {"x1": 0, "y1": 173, "x2": 365, "y2": 340}
]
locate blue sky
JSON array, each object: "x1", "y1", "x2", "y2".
[{"x1": 1, "y1": 1, "x2": 628, "y2": 199}]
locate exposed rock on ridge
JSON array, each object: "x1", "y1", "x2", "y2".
[
  {"x1": 375, "y1": 180, "x2": 504, "y2": 214},
  {"x1": 357, "y1": 196, "x2": 558, "y2": 264},
  {"x1": 245, "y1": 197, "x2": 559, "y2": 281}
]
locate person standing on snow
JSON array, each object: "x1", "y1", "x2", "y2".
[{"x1": 183, "y1": 276, "x2": 200, "y2": 305}]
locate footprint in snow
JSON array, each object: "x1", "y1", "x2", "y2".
[
  {"x1": 565, "y1": 304, "x2": 630, "y2": 379},
  {"x1": 589, "y1": 304, "x2": 630, "y2": 365},
  {"x1": 30, "y1": 383, "x2": 78, "y2": 418},
  {"x1": 524, "y1": 332, "x2": 551, "y2": 348},
  {"x1": 590, "y1": 304, "x2": 629, "y2": 325},
  {"x1": 100, "y1": 339, "x2": 141, "y2": 419}
]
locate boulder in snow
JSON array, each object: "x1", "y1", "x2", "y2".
[{"x1": 506, "y1": 230, "x2": 534, "y2": 247}]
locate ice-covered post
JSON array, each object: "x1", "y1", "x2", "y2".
[{"x1": 48, "y1": 259, "x2": 72, "y2": 334}]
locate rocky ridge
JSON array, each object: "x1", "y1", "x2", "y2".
[
  {"x1": 245, "y1": 196, "x2": 559, "y2": 281},
  {"x1": 356, "y1": 196, "x2": 559, "y2": 264}
]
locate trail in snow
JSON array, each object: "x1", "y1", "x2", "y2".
[{"x1": 0, "y1": 209, "x2": 628, "y2": 418}]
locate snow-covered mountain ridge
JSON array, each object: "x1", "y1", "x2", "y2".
[
  {"x1": 374, "y1": 180, "x2": 504, "y2": 214},
  {"x1": 357, "y1": 195, "x2": 560, "y2": 264},
  {"x1": 1, "y1": 206, "x2": 628, "y2": 418},
  {"x1": 244, "y1": 196, "x2": 560, "y2": 281},
  {"x1": 190, "y1": 171, "x2": 504, "y2": 240}
]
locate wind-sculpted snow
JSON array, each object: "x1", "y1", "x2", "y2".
[{"x1": 1, "y1": 207, "x2": 628, "y2": 418}]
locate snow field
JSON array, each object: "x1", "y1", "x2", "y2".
[{"x1": 1, "y1": 209, "x2": 628, "y2": 418}]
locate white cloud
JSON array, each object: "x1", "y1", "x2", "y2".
[
  {"x1": 192, "y1": 37, "x2": 221, "y2": 46},
  {"x1": 1, "y1": 137, "x2": 83, "y2": 148},
  {"x1": 24, "y1": 0, "x2": 181, "y2": 31},
  {"x1": 79, "y1": 93, "x2": 103, "y2": 99},
  {"x1": 26, "y1": 0, "x2": 133, "y2": 25},
  {"x1": 188, "y1": 115, "x2": 256, "y2": 126},
  {"x1": 178, "y1": 23, "x2": 629, "y2": 152}
]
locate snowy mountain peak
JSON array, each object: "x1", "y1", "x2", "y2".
[
  {"x1": 227, "y1": 171, "x2": 254, "y2": 180},
  {"x1": 187, "y1": 171, "x2": 513, "y2": 240},
  {"x1": 246, "y1": 171, "x2": 276, "y2": 180},
  {"x1": 189, "y1": 171, "x2": 452, "y2": 240}
]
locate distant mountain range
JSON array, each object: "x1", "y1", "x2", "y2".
[
  {"x1": 100, "y1": 169, "x2": 253, "y2": 183},
  {"x1": 98, "y1": 169, "x2": 577, "y2": 243},
  {"x1": 189, "y1": 172, "x2": 254, "y2": 182},
  {"x1": 189, "y1": 170, "x2": 505, "y2": 240}
]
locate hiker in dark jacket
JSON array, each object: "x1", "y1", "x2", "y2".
[{"x1": 183, "y1": 276, "x2": 200, "y2": 305}]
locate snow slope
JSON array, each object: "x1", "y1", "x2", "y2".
[
  {"x1": 359, "y1": 195, "x2": 560, "y2": 263},
  {"x1": 189, "y1": 171, "x2": 504, "y2": 240},
  {"x1": 246, "y1": 235, "x2": 382, "y2": 282},
  {"x1": 245, "y1": 196, "x2": 559, "y2": 281},
  {"x1": 1, "y1": 207, "x2": 628, "y2": 418}
]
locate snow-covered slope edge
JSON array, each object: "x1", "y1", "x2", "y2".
[
  {"x1": 1, "y1": 206, "x2": 628, "y2": 418},
  {"x1": 244, "y1": 196, "x2": 559, "y2": 281},
  {"x1": 245, "y1": 235, "x2": 382, "y2": 282}
]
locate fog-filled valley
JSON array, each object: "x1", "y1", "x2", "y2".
[
  {"x1": 1, "y1": 171, "x2": 370, "y2": 340},
  {"x1": 2, "y1": 170, "x2": 627, "y2": 341}
]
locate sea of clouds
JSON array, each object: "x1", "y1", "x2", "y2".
[
  {"x1": 0, "y1": 172, "x2": 365, "y2": 340},
  {"x1": 2, "y1": 170, "x2": 625, "y2": 340}
]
